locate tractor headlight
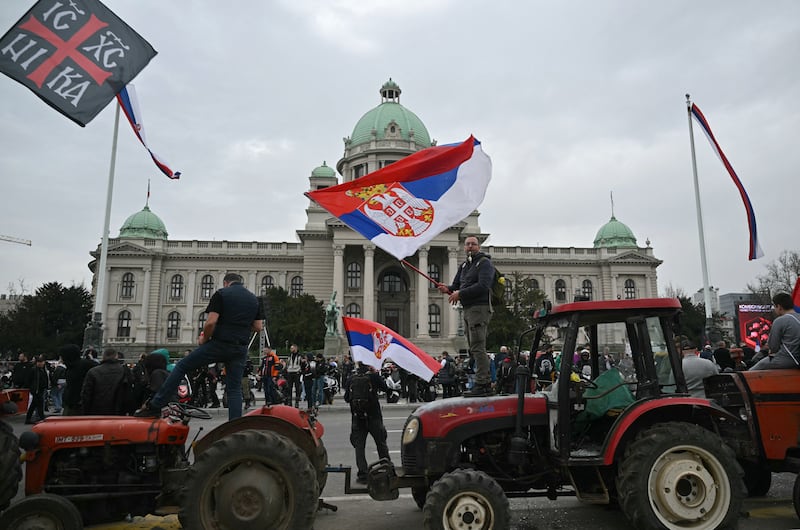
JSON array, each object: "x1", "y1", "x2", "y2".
[{"x1": 402, "y1": 417, "x2": 420, "y2": 445}]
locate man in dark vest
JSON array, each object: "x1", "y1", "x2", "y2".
[
  {"x1": 344, "y1": 363, "x2": 390, "y2": 484},
  {"x1": 137, "y1": 273, "x2": 263, "y2": 420}
]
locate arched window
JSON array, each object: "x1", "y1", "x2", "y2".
[
  {"x1": 260, "y1": 275, "x2": 274, "y2": 295},
  {"x1": 427, "y1": 263, "x2": 440, "y2": 284},
  {"x1": 380, "y1": 272, "x2": 403, "y2": 293},
  {"x1": 167, "y1": 311, "x2": 181, "y2": 339},
  {"x1": 624, "y1": 279, "x2": 636, "y2": 299},
  {"x1": 170, "y1": 274, "x2": 184, "y2": 300},
  {"x1": 117, "y1": 310, "x2": 131, "y2": 337},
  {"x1": 555, "y1": 279, "x2": 567, "y2": 302},
  {"x1": 198, "y1": 311, "x2": 207, "y2": 335},
  {"x1": 290, "y1": 276, "x2": 303, "y2": 297},
  {"x1": 428, "y1": 304, "x2": 441, "y2": 335},
  {"x1": 345, "y1": 303, "x2": 361, "y2": 318},
  {"x1": 582, "y1": 279, "x2": 593, "y2": 301},
  {"x1": 347, "y1": 262, "x2": 362, "y2": 289},
  {"x1": 504, "y1": 278, "x2": 513, "y2": 303},
  {"x1": 120, "y1": 272, "x2": 135, "y2": 299},
  {"x1": 200, "y1": 274, "x2": 215, "y2": 299},
  {"x1": 531, "y1": 278, "x2": 540, "y2": 291}
]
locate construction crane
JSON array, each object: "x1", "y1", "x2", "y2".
[{"x1": 0, "y1": 234, "x2": 32, "y2": 246}]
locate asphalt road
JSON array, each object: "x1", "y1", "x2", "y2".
[{"x1": 4, "y1": 394, "x2": 800, "y2": 529}]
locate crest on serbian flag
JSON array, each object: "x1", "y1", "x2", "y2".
[
  {"x1": 306, "y1": 136, "x2": 491, "y2": 260},
  {"x1": 343, "y1": 317, "x2": 441, "y2": 381}
]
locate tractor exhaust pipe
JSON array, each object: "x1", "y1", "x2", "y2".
[{"x1": 508, "y1": 363, "x2": 530, "y2": 465}]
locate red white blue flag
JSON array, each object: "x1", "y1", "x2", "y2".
[
  {"x1": 792, "y1": 277, "x2": 800, "y2": 312},
  {"x1": 690, "y1": 103, "x2": 763, "y2": 260},
  {"x1": 0, "y1": 0, "x2": 156, "y2": 127},
  {"x1": 117, "y1": 85, "x2": 180, "y2": 179},
  {"x1": 342, "y1": 317, "x2": 441, "y2": 381},
  {"x1": 306, "y1": 136, "x2": 491, "y2": 260}
]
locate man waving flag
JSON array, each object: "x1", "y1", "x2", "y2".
[{"x1": 306, "y1": 136, "x2": 491, "y2": 260}]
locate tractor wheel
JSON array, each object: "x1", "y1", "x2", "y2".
[
  {"x1": 742, "y1": 462, "x2": 771, "y2": 497},
  {"x1": 412, "y1": 485, "x2": 429, "y2": 510},
  {"x1": 180, "y1": 429, "x2": 318, "y2": 530},
  {"x1": 0, "y1": 420, "x2": 21, "y2": 512},
  {"x1": 0, "y1": 493, "x2": 83, "y2": 530},
  {"x1": 422, "y1": 469, "x2": 509, "y2": 530},
  {"x1": 616, "y1": 422, "x2": 744, "y2": 530},
  {"x1": 792, "y1": 473, "x2": 800, "y2": 520},
  {"x1": 315, "y1": 438, "x2": 329, "y2": 495}
]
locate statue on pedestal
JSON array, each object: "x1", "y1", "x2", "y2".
[{"x1": 325, "y1": 291, "x2": 340, "y2": 336}]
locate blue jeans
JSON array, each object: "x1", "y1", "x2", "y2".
[
  {"x1": 312, "y1": 376, "x2": 325, "y2": 406},
  {"x1": 151, "y1": 340, "x2": 246, "y2": 421}
]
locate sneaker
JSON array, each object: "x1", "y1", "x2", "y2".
[
  {"x1": 463, "y1": 385, "x2": 492, "y2": 397},
  {"x1": 133, "y1": 404, "x2": 161, "y2": 417}
]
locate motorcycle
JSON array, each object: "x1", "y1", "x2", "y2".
[
  {"x1": 323, "y1": 374, "x2": 339, "y2": 405},
  {"x1": 381, "y1": 365, "x2": 401, "y2": 404}
]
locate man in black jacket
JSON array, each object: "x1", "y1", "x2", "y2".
[
  {"x1": 11, "y1": 352, "x2": 31, "y2": 389},
  {"x1": 25, "y1": 355, "x2": 49, "y2": 424},
  {"x1": 81, "y1": 348, "x2": 133, "y2": 415},
  {"x1": 345, "y1": 363, "x2": 390, "y2": 484},
  {"x1": 60, "y1": 344, "x2": 96, "y2": 416},
  {"x1": 438, "y1": 236, "x2": 495, "y2": 397}
]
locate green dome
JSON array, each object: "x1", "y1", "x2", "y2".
[
  {"x1": 593, "y1": 215, "x2": 637, "y2": 248},
  {"x1": 311, "y1": 161, "x2": 336, "y2": 178},
  {"x1": 349, "y1": 79, "x2": 432, "y2": 149},
  {"x1": 119, "y1": 205, "x2": 168, "y2": 239}
]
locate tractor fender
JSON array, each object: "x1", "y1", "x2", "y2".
[
  {"x1": 194, "y1": 406, "x2": 322, "y2": 464},
  {"x1": 601, "y1": 396, "x2": 739, "y2": 466}
]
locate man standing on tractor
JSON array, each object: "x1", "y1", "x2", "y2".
[
  {"x1": 438, "y1": 236, "x2": 495, "y2": 397},
  {"x1": 750, "y1": 292, "x2": 800, "y2": 370},
  {"x1": 345, "y1": 362, "x2": 390, "y2": 484},
  {"x1": 137, "y1": 273, "x2": 264, "y2": 420}
]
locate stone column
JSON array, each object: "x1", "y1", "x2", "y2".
[
  {"x1": 363, "y1": 245, "x2": 375, "y2": 320},
  {"x1": 447, "y1": 247, "x2": 459, "y2": 338},
  {"x1": 416, "y1": 247, "x2": 430, "y2": 338},
  {"x1": 247, "y1": 271, "x2": 257, "y2": 293},
  {"x1": 186, "y1": 270, "x2": 197, "y2": 340},
  {"x1": 333, "y1": 244, "x2": 345, "y2": 302},
  {"x1": 278, "y1": 271, "x2": 287, "y2": 290},
  {"x1": 140, "y1": 268, "x2": 151, "y2": 326},
  {"x1": 611, "y1": 274, "x2": 619, "y2": 300}
]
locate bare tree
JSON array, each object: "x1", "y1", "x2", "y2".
[
  {"x1": 747, "y1": 250, "x2": 800, "y2": 298},
  {"x1": 662, "y1": 283, "x2": 687, "y2": 299}
]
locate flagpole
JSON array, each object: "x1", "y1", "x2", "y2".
[
  {"x1": 685, "y1": 94, "x2": 714, "y2": 334},
  {"x1": 87, "y1": 102, "x2": 121, "y2": 348},
  {"x1": 401, "y1": 259, "x2": 441, "y2": 288}
]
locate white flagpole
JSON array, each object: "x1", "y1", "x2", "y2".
[
  {"x1": 92, "y1": 102, "x2": 121, "y2": 331},
  {"x1": 685, "y1": 94, "x2": 714, "y2": 326}
]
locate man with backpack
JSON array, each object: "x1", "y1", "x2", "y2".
[
  {"x1": 437, "y1": 236, "x2": 495, "y2": 397},
  {"x1": 344, "y1": 362, "x2": 390, "y2": 484},
  {"x1": 439, "y1": 351, "x2": 458, "y2": 398}
]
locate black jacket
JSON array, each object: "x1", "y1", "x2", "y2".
[
  {"x1": 344, "y1": 371, "x2": 387, "y2": 418},
  {"x1": 81, "y1": 360, "x2": 131, "y2": 415},
  {"x1": 448, "y1": 251, "x2": 494, "y2": 308},
  {"x1": 12, "y1": 361, "x2": 32, "y2": 388},
  {"x1": 63, "y1": 357, "x2": 96, "y2": 408}
]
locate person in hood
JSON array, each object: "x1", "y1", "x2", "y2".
[{"x1": 60, "y1": 344, "x2": 96, "y2": 416}]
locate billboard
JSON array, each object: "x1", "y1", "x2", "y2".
[{"x1": 736, "y1": 303, "x2": 773, "y2": 349}]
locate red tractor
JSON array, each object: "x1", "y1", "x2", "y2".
[
  {"x1": 0, "y1": 402, "x2": 328, "y2": 530},
  {"x1": 366, "y1": 298, "x2": 746, "y2": 530}
]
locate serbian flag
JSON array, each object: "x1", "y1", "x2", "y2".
[
  {"x1": 793, "y1": 277, "x2": 800, "y2": 312},
  {"x1": 690, "y1": 103, "x2": 763, "y2": 260},
  {"x1": 343, "y1": 317, "x2": 441, "y2": 381},
  {"x1": 305, "y1": 136, "x2": 491, "y2": 260},
  {"x1": 117, "y1": 85, "x2": 180, "y2": 179}
]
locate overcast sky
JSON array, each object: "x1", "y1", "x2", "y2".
[{"x1": 1, "y1": 0, "x2": 798, "y2": 300}]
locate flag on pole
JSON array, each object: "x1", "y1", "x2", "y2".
[
  {"x1": 306, "y1": 136, "x2": 491, "y2": 260},
  {"x1": 689, "y1": 103, "x2": 764, "y2": 260},
  {"x1": 0, "y1": 0, "x2": 156, "y2": 127},
  {"x1": 792, "y1": 277, "x2": 800, "y2": 312},
  {"x1": 117, "y1": 85, "x2": 181, "y2": 179},
  {"x1": 342, "y1": 317, "x2": 441, "y2": 381}
]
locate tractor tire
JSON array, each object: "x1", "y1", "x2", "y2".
[
  {"x1": 0, "y1": 420, "x2": 21, "y2": 512},
  {"x1": 742, "y1": 462, "x2": 771, "y2": 497},
  {"x1": 0, "y1": 493, "x2": 83, "y2": 530},
  {"x1": 616, "y1": 422, "x2": 745, "y2": 530},
  {"x1": 412, "y1": 485, "x2": 429, "y2": 510},
  {"x1": 422, "y1": 469, "x2": 509, "y2": 530},
  {"x1": 179, "y1": 429, "x2": 318, "y2": 530},
  {"x1": 793, "y1": 473, "x2": 800, "y2": 520},
  {"x1": 316, "y1": 438, "x2": 329, "y2": 494}
]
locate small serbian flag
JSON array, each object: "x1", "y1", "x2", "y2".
[
  {"x1": 793, "y1": 277, "x2": 800, "y2": 312},
  {"x1": 690, "y1": 103, "x2": 763, "y2": 260},
  {"x1": 343, "y1": 317, "x2": 441, "y2": 381},
  {"x1": 306, "y1": 136, "x2": 491, "y2": 260},
  {"x1": 117, "y1": 85, "x2": 180, "y2": 179}
]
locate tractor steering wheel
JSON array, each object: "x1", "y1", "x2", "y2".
[{"x1": 167, "y1": 402, "x2": 212, "y2": 420}]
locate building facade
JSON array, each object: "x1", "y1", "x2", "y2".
[{"x1": 90, "y1": 80, "x2": 662, "y2": 356}]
